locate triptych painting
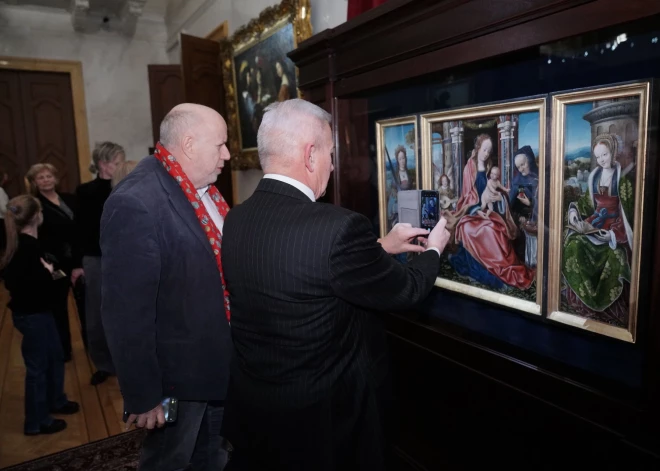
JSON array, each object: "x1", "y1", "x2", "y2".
[{"x1": 376, "y1": 81, "x2": 652, "y2": 343}]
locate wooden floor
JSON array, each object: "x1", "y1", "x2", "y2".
[{"x1": 0, "y1": 285, "x2": 128, "y2": 469}]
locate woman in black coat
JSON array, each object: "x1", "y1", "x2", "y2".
[{"x1": 26, "y1": 163, "x2": 78, "y2": 361}]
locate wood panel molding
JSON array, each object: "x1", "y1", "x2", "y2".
[
  {"x1": 0, "y1": 57, "x2": 92, "y2": 183},
  {"x1": 206, "y1": 20, "x2": 229, "y2": 42}
]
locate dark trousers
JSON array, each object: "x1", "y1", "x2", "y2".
[
  {"x1": 83, "y1": 256, "x2": 114, "y2": 373},
  {"x1": 51, "y1": 277, "x2": 72, "y2": 359},
  {"x1": 12, "y1": 312, "x2": 68, "y2": 433},
  {"x1": 72, "y1": 277, "x2": 87, "y2": 349},
  {"x1": 139, "y1": 401, "x2": 228, "y2": 471}
]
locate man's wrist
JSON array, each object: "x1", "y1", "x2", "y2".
[{"x1": 425, "y1": 247, "x2": 440, "y2": 256}]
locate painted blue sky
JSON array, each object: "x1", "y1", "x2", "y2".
[
  {"x1": 565, "y1": 102, "x2": 593, "y2": 153},
  {"x1": 383, "y1": 123, "x2": 417, "y2": 173},
  {"x1": 517, "y1": 111, "x2": 539, "y2": 153}
]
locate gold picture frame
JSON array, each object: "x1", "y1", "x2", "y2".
[
  {"x1": 376, "y1": 116, "x2": 420, "y2": 238},
  {"x1": 420, "y1": 98, "x2": 547, "y2": 315},
  {"x1": 547, "y1": 82, "x2": 651, "y2": 343},
  {"x1": 220, "y1": 0, "x2": 312, "y2": 170}
]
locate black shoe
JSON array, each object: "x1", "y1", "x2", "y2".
[
  {"x1": 24, "y1": 419, "x2": 67, "y2": 436},
  {"x1": 51, "y1": 401, "x2": 80, "y2": 415},
  {"x1": 90, "y1": 370, "x2": 112, "y2": 385}
]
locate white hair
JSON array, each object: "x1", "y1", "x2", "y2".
[
  {"x1": 257, "y1": 99, "x2": 332, "y2": 170},
  {"x1": 160, "y1": 109, "x2": 196, "y2": 149}
]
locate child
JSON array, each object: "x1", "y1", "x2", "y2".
[
  {"x1": 1, "y1": 195, "x2": 79, "y2": 435},
  {"x1": 480, "y1": 166, "x2": 504, "y2": 217}
]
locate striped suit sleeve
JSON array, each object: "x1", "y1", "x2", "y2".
[{"x1": 328, "y1": 212, "x2": 439, "y2": 310}]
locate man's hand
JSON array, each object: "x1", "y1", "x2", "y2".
[
  {"x1": 125, "y1": 403, "x2": 165, "y2": 431},
  {"x1": 378, "y1": 223, "x2": 430, "y2": 254},
  {"x1": 71, "y1": 268, "x2": 85, "y2": 285},
  {"x1": 426, "y1": 216, "x2": 451, "y2": 255}
]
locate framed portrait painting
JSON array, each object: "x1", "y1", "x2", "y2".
[
  {"x1": 548, "y1": 81, "x2": 652, "y2": 343},
  {"x1": 420, "y1": 98, "x2": 547, "y2": 315},
  {"x1": 376, "y1": 116, "x2": 420, "y2": 238},
  {"x1": 221, "y1": 0, "x2": 312, "y2": 170}
]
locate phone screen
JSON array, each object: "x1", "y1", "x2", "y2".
[{"x1": 420, "y1": 191, "x2": 440, "y2": 230}]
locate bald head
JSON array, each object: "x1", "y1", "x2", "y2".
[{"x1": 159, "y1": 103, "x2": 230, "y2": 188}]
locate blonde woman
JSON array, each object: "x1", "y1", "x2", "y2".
[
  {"x1": 1, "y1": 195, "x2": 79, "y2": 435},
  {"x1": 26, "y1": 163, "x2": 78, "y2": 361},
  {"x1": 111, "y1": 160, "x2": 138, "y2": 188},
  {"x1": 73, "y1": 141, "x2": 125, "y2": 385}
]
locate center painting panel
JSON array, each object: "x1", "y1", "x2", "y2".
[{"x1": 421, "y1": 98, "x2": 546, "y2": 314}]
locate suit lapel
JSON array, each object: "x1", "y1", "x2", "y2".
[{"x1": 153, "y1": 160, "x2": 215, "y2": 258}]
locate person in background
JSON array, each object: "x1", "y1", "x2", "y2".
[
  {"x1": 1, "y1": 195, "x2": 79, "y2": 436},
  {"x1": 111, "y1": 160, "x2": 138, "y2": 188},
  {"x1": 0, "y1": 168, "x2": 10, "y2": 252},
  {"x1": 101, "y1": 104, "x2": 232, "y2": 471},
  {"x1": 26, "y1": 163, "x2": 78, "y2": 362},
  {"x1": 73, "y1": 142, "x2": 125, "y2": 385}
]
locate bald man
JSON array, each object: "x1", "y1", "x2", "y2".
[{"x1": 100, "y1": 104, "x2": 232, "y2": 471}]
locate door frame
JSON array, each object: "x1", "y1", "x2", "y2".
[{"x1": 0, "y1": 56, "x2": 92, "y2": 183}]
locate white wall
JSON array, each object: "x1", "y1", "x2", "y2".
[
  {"x1": 0, "y1": 5, "x2": 169, "y2": 168},
  {"x1": 165, "y1": 0, "x2": 347, "y2": 203}
]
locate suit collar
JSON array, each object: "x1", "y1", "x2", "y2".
[
  {"x1": 255, "y1": 178, "x2": 315, "y2": 203},
  {"x1": 149, "y1": 156, "x2": 215, "y2": 258}
]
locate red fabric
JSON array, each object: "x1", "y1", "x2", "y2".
[
  {"x1": 347, "y1": 0, "x2": 389, "y2": 20},
  {"x1": 154, "y1": 142, "x2": 231, "y2": 320},
  {"x1": 454, "y1": 157, "x2": 534, "y2": 289},
  {"x1": 585, "y1": 193, "x2": 626, "y2": 243}
]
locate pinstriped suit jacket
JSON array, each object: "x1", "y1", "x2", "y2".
[
  {"x1": 222, "y1": 178, "x2": 439, "y2": 469},
  {"x1": 222, "y1": 178, "x2": 439, "y2": 403}
]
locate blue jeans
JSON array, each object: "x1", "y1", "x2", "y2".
[{"x1": 12, "y1": 312, "x2": 68, "y2": 433}]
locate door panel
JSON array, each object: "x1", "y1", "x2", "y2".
[
  {"x1": 0, "y1": 70, "x2": 30, "y2": 196},
  {"x1": 19, "y1": 71, "x2": 80, "y2": 193},
  {"x1": 148, "y1": 64, "x2": 184, "y2": 145}
]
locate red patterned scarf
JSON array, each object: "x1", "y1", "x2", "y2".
[{"x1": 154, "y1": 142, "x2": 231, "y2": 320}]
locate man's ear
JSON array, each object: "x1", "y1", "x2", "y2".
[
  {"x1": 304, "y1": 143, "x2": 315, "y2": 173},
  {"x1": 182, "y1": 134, "x2": 194, "y2": 159}
]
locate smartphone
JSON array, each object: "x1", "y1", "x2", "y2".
[
  {"x1": 123, "y1": 397, "x2": 178, "y2": 424},
  {"x1": 420, "y1": 190, "x2": 440, "y2": 231}
]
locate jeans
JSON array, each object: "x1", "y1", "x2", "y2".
[
  {"x1": 139, "y1": 401, "x2": 228, "y2": 471},
  {"x1": 12, "y1": 312, "x2": 68, "y2": 433}
]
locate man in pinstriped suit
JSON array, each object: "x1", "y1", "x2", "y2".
[{"x1": 221, "y1": 99, "x2": 451, "y2": 471}]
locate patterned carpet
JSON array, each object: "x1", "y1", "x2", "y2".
[{"x1": 1, "y1": 430, "x2": 147, "y2": 471}]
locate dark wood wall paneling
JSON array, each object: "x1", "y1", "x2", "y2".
[
  {"x1": 289, "y1": 0, "x2": 660, "y2": 468},
  {"x1": 0, "y1": 70, "x2": 79, "y2": 195}
]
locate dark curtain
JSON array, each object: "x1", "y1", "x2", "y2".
[{"x1": 347, "y1": 0, "x2": 389, "y2": 20}]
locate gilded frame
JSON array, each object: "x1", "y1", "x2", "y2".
[
  {"x1": 421, "y1": 98, "x2": 547, "y2": 315},
  {"x1": 220, "y1": 0, "x2": 312, "y2": 170},
  {"x1": 547, "y1": 82, "x2": 651, "y2": 343},
  {"x1": 376, "y1": 115, "x2": 420, "y2": 238}
]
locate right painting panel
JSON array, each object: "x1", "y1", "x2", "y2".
[{"x1": 548, "y1": 81, "x2": 651, "y2": 343}]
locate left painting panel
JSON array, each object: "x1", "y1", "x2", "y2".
[{"x1": 376, "y1": 116, "x2": 419, "y2": 238}]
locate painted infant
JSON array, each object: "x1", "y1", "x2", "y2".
[{"x1": 479, "y1": 166, "x2": 504, "y2": 218}]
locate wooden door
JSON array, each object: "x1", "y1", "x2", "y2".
[
  {"x1": 0, "y1": 70, "x2": 29, "y2": 197},
  {"x1": 19, "y1": 71, "x2": 80, "y2": 193},
  {"x1": 180, "y1": 33, "x2": 233, "y2": 206},
  {"x1": 147, "y1": 65, "x2": 184, "y2": 145}
]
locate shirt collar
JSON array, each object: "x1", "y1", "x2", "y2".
[
  {"x1": 197, "y1": 186, "x2": 209, "y2": 198},
  {"x1": 263, "y1": 174, "x2": 315, "y2": 202}
]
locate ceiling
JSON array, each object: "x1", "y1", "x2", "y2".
[{"x1": 1, "y1": 0, "x2": 170, "y2": 34}]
